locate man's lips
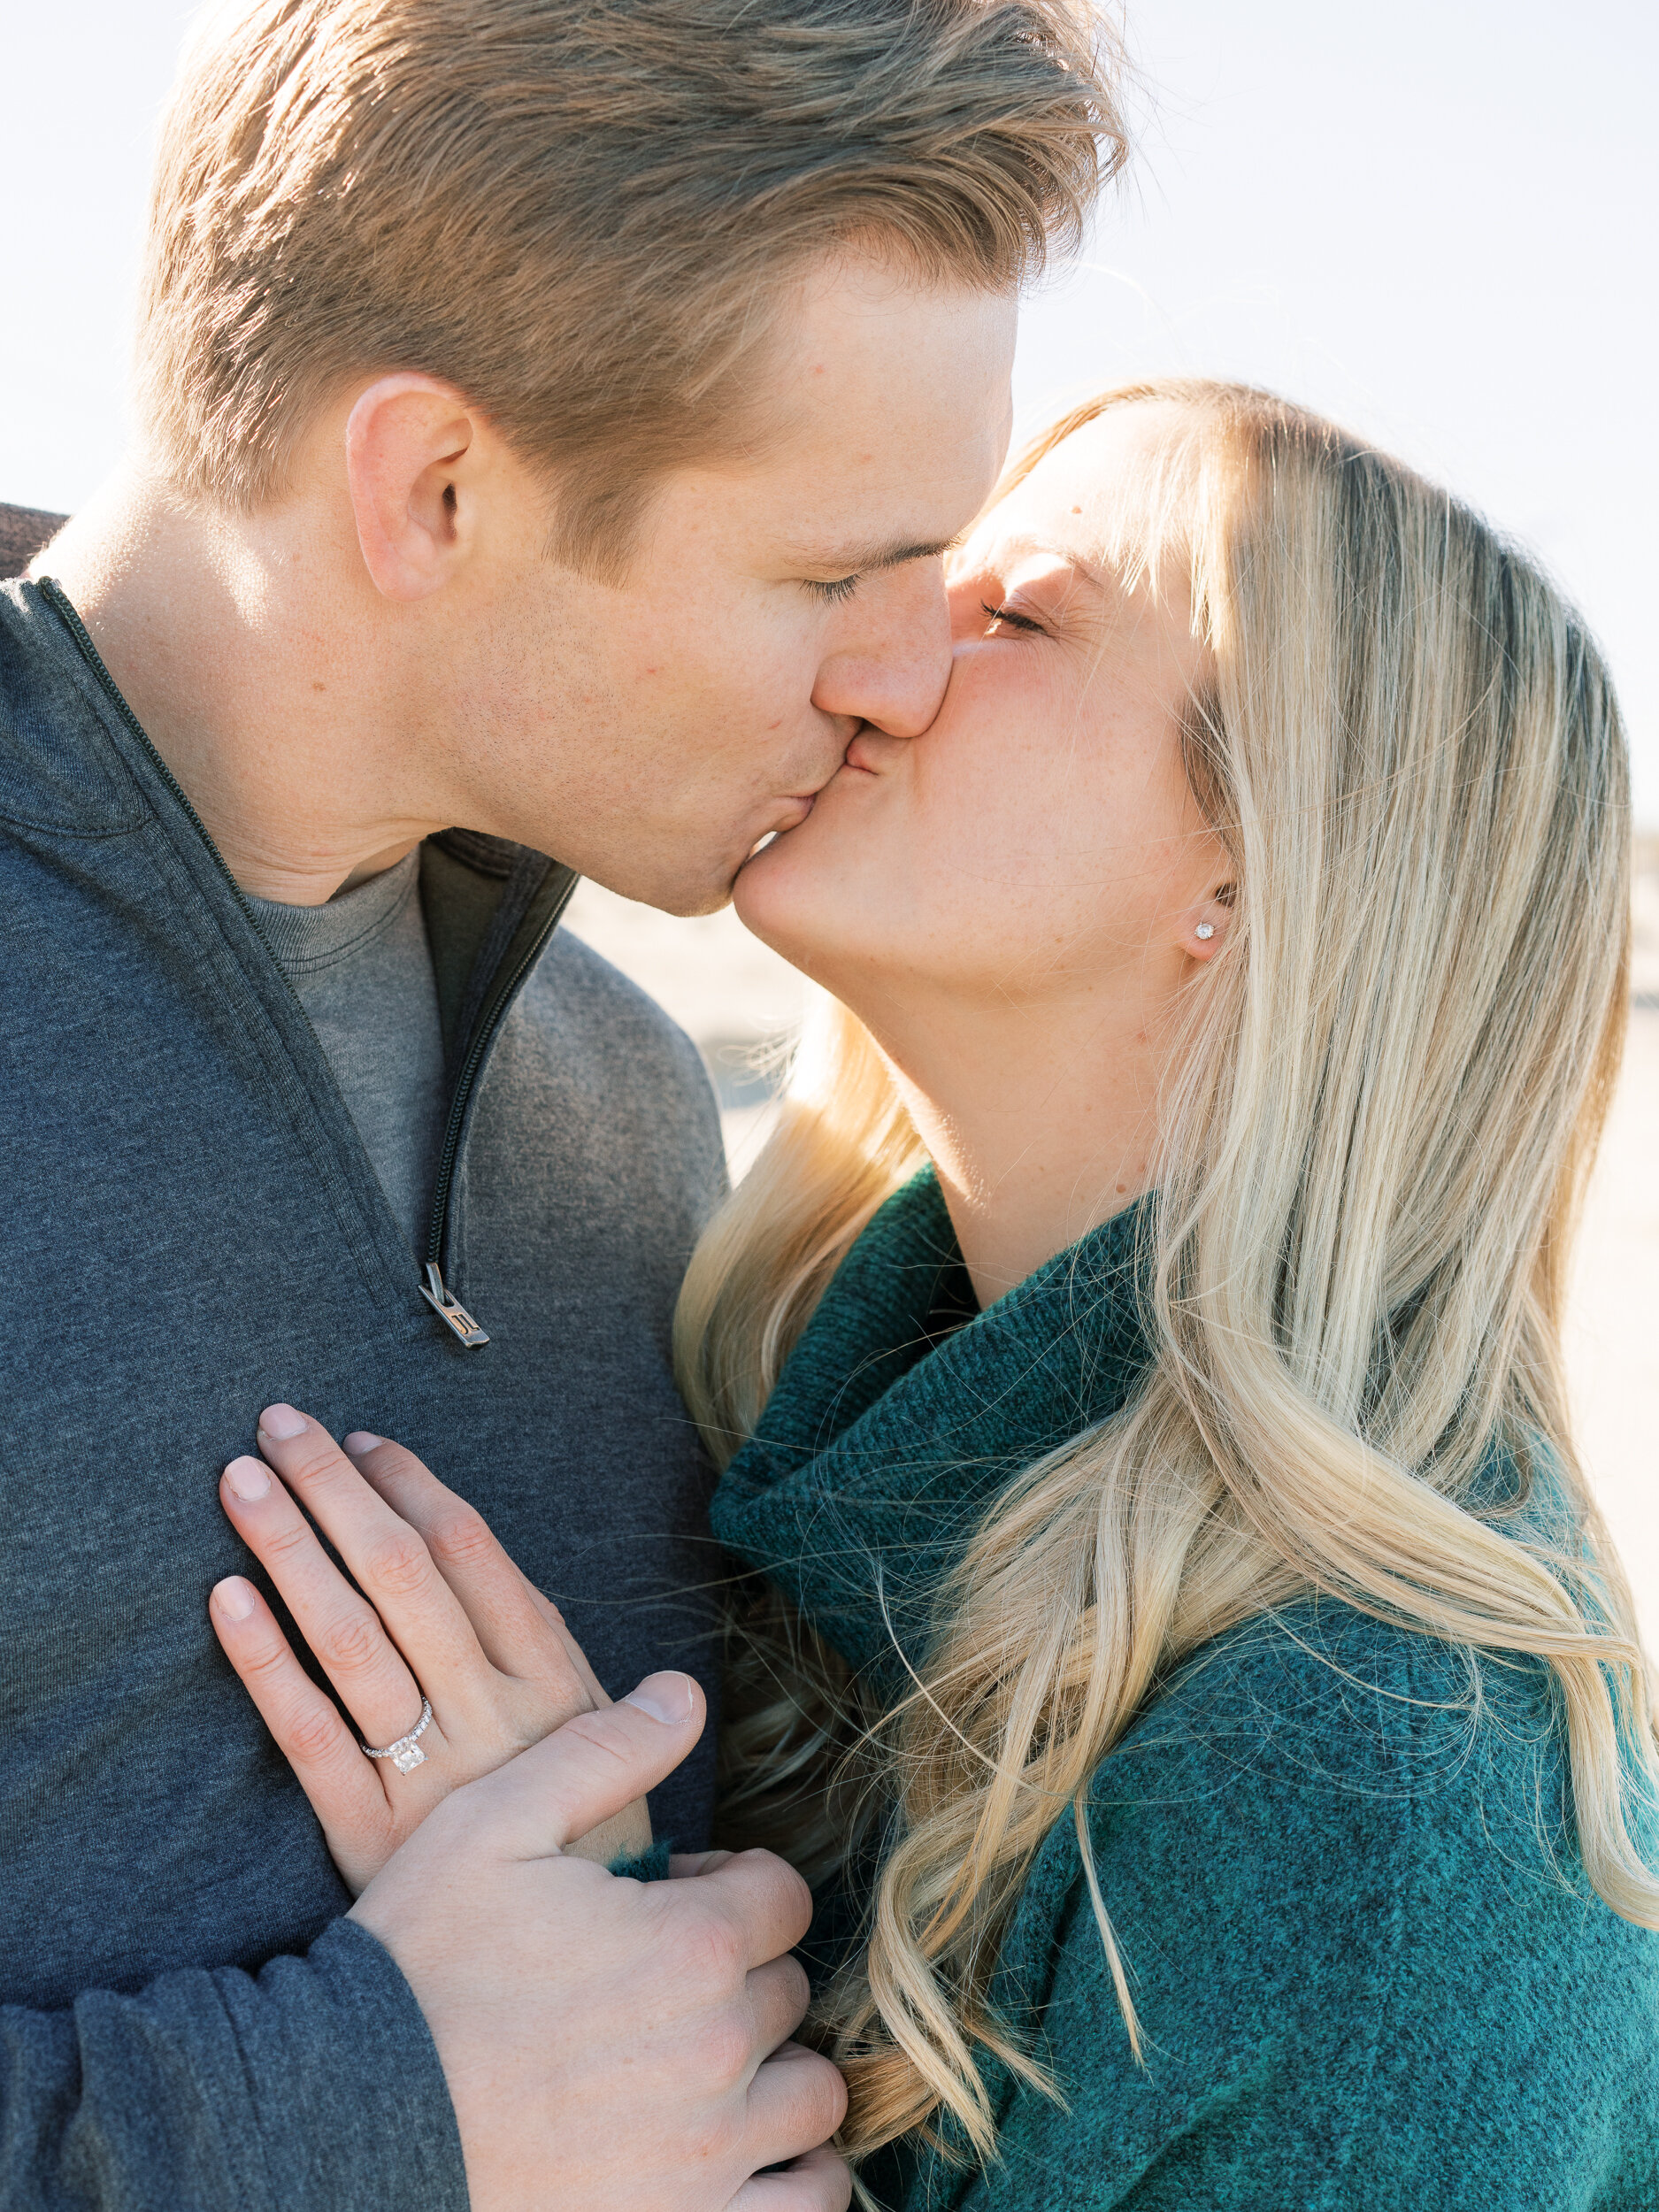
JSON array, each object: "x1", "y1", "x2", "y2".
[
  {"x1": 756, "y1": 726, "x2": 867, "y2": 845},
  {"x1": 745, "y1": 792, "x2": 816, "y2": 859}
]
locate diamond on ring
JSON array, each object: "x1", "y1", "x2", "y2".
[{"x1": 363, "y1": 1696, "x2": 434, "y2": 1774}]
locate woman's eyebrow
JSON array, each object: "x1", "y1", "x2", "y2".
[{"x1": 983, "y1": 533, "x2": 1105, "y2": 590}]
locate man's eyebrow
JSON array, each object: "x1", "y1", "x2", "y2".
[{"x1": 787, "y1": 533, "x2": 962, "y2": 575}]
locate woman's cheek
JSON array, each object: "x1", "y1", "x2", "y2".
[{"x1": 930, "y1": 715, "x2": 1055, "y2": 866}]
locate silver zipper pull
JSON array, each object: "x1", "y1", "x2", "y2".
[{"x1": 420, "y1": 1262, "x2": 489, "y2": 1348}]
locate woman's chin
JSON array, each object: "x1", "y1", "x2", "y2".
[
  {"x1": 733, "y1": 824, "x2": 854, "y2": 972},
  {"x1": 732, "y1": 832, "x2": 805, "y2": 947}
]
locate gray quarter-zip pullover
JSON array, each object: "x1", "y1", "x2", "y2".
[{"x1": 0, "y1": 576, "x2": 727, "y2": 2212}]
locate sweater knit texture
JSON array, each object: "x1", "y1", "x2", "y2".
[{"x1": 711, "y1": 1169, "x2": 1659, "y2": 2211}]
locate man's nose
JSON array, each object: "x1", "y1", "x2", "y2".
[{"x1": 810, "y1": 563, "x2": 953, "y2": 738}]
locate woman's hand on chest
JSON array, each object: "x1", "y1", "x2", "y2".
[{"x1": 209, "y1": 1403, "x2": 650, "y2": 1891}]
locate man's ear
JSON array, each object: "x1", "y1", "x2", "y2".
[{"x1": 344, "y1": 374, "x2": 480, "y2": 603}]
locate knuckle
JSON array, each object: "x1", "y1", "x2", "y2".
[
  {"x1": 730, "y1": 1848, "x2": 814, "y2": 1944},
  {"x1": 666, "y1": 1901, "x2": 745, "y2": 1993},
  {"x1": 770, "y1": 2054, "x2": 848, "y2": 2147},
  {"x1": 424, "y1": 1506, "x2": 495, "y2": 1571},
  {"x1": 362, "y1": 1441, "x2": 434, "y2": 1498},
  {"x1": 699, "y1": 2008, "x2": 754, "y2": 2096},
  {"x1": 766, "y1": 1853, "x2": 815, "y2": 1939},
  {"x1": 361, "y1": 1526, "x2": 434, "y2": 1597},
  {"x1": 284, "y1": 1700, "x2": 348, "y2": 1766},
  {"x1": 315, "y1": 1607, "x2": 386, "y2": 1676},
  {"x1": 560, "y1": 1706, "x2": 640, "y2": 1770},
  {"x1": 281, "y1": 1440, "x2": 345, "y2": 1492},
  {"x1": 260, "y1": 1517, "x2": 319, "y2": 1570},
  {"x1": 810, "y1": 2151, "x2": 854, "y2": 2212},
  {"x1": 236, "y1": 1632, "x2": 294, "y2": 1686},
  {"x1": 807, "y1": 2057, "x2": 849, "y2": 2139},
  {"x1": 776, "y1": 1952, "x2": 811, "y2": 2020}
]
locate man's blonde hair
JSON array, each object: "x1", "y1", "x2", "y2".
[{"x1": 137, "y1": 0, "x2": 1122, "y2": 565}]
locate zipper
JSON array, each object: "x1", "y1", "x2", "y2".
[
  {"x1": 419, "y1": 859, "x2": 578, "y2": 1346},
  {"x1": 41, "y1": 575, "x2": 576, "y2": 1352},
  {"x1": 419, "y1": 1261, "x2": 489, "y2": 1348}
]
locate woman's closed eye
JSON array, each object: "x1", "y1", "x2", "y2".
[{"x1": 979, "y1": 598, "x2": 1048, "y2": 636}]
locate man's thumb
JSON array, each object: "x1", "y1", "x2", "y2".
[{"x1": 467, "y1": 1671, "x2": 705, "y2": 1856}]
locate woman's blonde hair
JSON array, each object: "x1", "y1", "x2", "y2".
[{"x1": 674, "y1": 380, "x2": 1648, "y2": 2165}]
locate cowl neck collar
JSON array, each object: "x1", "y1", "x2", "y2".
[{"x1": 710, "y1": 1169, "x2": 1155, "y2": 1674}]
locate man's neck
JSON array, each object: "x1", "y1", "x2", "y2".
[{"x1": 42, "y1": 466, "x2": 449, "y2": 903}]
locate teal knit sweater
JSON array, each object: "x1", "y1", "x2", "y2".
[{"x1": 710, "y1": 1171, "x2": 1659, "y2": 2211}]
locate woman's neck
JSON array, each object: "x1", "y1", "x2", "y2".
[{"x1": 872, "y1": 984, "x2": 1167, "y2": 1311}]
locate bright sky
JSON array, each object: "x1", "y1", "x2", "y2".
[{"x1": 4, "y1": 0, "x2": 1654, "y2": 818}]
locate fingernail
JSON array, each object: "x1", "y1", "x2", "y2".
[
  {"x1": 224, "y1": 1455, "x2": 272, "y2": 1503},
  {"x1": 623, "y1": 1671, "x2": 695, "y2": 1726},
  {"x1": 342, "y1": 1432, "x2": 381, "y2": 1455},
  {"x1": 258, "y1": 1403, "x2": 307, "y2": 1440},
  {"x1": 214, "y1": 1575, "x2": 257, "y2": 1622}
]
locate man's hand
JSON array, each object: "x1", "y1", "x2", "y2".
[{"x1": 350, "y1": 1672, "x2": 850, "y2": 2212}]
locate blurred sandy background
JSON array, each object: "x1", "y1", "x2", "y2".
[{"x1": 567, "y1": 838, "x2": 1659, "y2": 1645}]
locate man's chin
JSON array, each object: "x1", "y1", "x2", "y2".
[
  {"x1": 669, "y1": 880, "x2": 740, "y2": 918},
  {"x1": 565, "y1": 851, "x2": 737, "y2": 918},
  {"x1": 632, "y1": 873, "x2": 738, "y2": 919},
  {"x1": 573, "y1": 809, "x2": 818, "y2": 918}
]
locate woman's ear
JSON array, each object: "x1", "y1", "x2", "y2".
[
  {"x1": 344, "y1": 373, "x2": 480, "y2": 603},
  {"x1": 1186, "y1": 884, "x2": 1234, "y2": 961}
]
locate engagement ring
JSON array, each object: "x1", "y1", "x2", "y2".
[{"x1": 362, "y1": 1696, "x2": 434, "y2": 1775}]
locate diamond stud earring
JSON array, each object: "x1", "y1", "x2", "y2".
[{"x1": 1194, "y1": 920, "x2": 1216, "y2": 941}]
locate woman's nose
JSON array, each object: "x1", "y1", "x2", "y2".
[{"x1": 844, "y1": 726, "x2": 911, "y2": 773}]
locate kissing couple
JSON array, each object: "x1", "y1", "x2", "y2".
[{"x1": 3, "y1": 3, "x2": 1655, "y2": 2208}]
